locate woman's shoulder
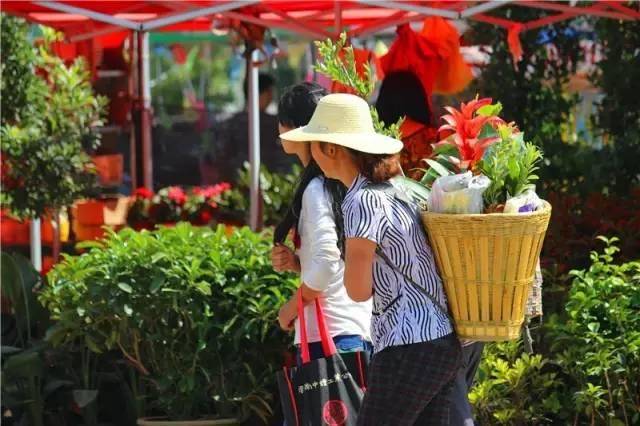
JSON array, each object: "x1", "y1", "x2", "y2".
[
  {"x1": 302, "y1": 176, "x2": 327, "y2": 201},
  {"x1": 343, "y1": 181, "x2": 386, "y2": 213},
  {"x1": 301, "y1": 176, "x2": 330, "y2": 216}
]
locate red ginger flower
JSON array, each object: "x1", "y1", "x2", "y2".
[{"x1": 435, "y1": 97, "x2": 504, "y2": 171}]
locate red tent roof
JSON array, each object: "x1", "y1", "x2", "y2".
[{"x1": 3, "y1": 1, "x2": 638, "y2": 42}]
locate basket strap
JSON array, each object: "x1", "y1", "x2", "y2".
[
  {"x1": 375, "y1": 247, "x2": 452, "y2": 322},
  {"x1": 365, "y1": 180, "x2": 453, "y2": 323}
]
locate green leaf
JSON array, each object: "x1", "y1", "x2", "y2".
[
  {"x1": 477, "y1": 102, "x2": 502, "y2": 117},
  {"x1": 425, "y1": 159, "x2": 453, "y2": 177},
  {"x1": 124, "y1": 304, "x2": 133, "y2": 316},
  {"x1": 194, "y1": 281, "x2": 212, "y2": 296},
  {"x1": 150, "y1": 274, "x2": 165, "y2": 293},
  {"x1": 117, "y1": 283, "x2": 133, "y2": 293}
]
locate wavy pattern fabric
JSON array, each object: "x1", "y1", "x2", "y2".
[{"x1": 343, "y1": 174, "x2": 453, "y2": 353}]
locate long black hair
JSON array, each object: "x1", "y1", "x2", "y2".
[
  {"x1": 375, "y1": 71, "x2": 431, "y2": 127},
  {"x1": 273, "y1": 82, "x2": 347, "y2": 256}
]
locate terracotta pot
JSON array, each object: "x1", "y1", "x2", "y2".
[
  {"x1": 137, "y1": 418, "x2": 240, "y2": 426},
  {"x1": 92, "y1": 154, "x2": 124, "y2": 187},
  {"x1": 73, "y1": 222, "x2": 107, "y2": 241},
  {"x1": 75, "y1": 201, "x2": 105, "y2": 226},
  {"x1": 0, "y1": 214, "x2": 30, "y2": 246}
]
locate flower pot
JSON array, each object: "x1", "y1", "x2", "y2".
[
  {"x1": 420, "y1": 202, "x2": 551, "y2": 341},
  {"x1": 73, "y1": 222, "x2": 107, "y2": 241},
  {"x1": 0, "y1": 213, "x2": 30, "y2": 246},
  {"x1": 92, "y1": 154, "x2": 124, "y2": 187},
  {"x1": 75, "y1": 200, "x2": 106, "y2": 226},
  {"x1": 137, "y1": 418, "x2": 240, "y2": 426}
]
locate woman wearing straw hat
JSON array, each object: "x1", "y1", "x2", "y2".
[{"x1": 281, "y1": 93, "x2": 462, "y2": 425}]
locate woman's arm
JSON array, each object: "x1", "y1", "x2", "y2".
[
  {"x1": 278, "y1": 178, "x2": 342, "y2": 330},
  {"x1": 278, "y1": 284, "x2": 323, "y2": 331},
  {"x1": 344, "y1": 237, "x2": 376, "y2": 302}
]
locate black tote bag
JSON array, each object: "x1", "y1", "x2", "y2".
[{"x1": 277, "y1": 291, "x2": 366, "y2": 426}]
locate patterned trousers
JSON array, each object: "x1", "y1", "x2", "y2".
[{"x1": 357, "y1": 333, "x2": 462, "y2": 426}]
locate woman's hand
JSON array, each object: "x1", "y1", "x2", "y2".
[
  {"x1": 278, "y1": 299, "x2": 297, "y2": 331},
  {"x1": 271, "y1": 244, "x2": 300, "y2": 273}
]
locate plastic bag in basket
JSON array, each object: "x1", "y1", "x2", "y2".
[
  {"x1": 504, "y1": 188, "x2": 543, "y2": 213},
  {"x1": 428, "y1": 172, "x2": 490, "y2": 214}
]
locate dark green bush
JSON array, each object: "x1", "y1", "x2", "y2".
[
  {"x1": 549, "y1": 237, "x2": 640, "y2": 425},
  {"x1": 41, "y1": 224, "x2": 297, "y2": 421}
]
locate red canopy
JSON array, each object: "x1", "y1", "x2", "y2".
[{"x1": 3, "y1": 1, "x2": 638, "y2": 43}]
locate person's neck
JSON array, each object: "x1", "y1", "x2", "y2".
[
  {"x1": 297, "y1": 150, "x2": 311, "y2": 167},
  {"x1": 336, "y1": 165, "x2": 360, "y2": 189}
]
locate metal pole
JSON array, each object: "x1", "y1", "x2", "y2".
[
  {"x1": 29, "y1": 219, "x2": 42, "y2": 272},
  {"x1": 137, "y1": 31, "x2": 153, "y2": 190},
  {"x1": 247, "y1": 49, "x2": 261, "y2": 231},
  {"x1": 129, "y1": 33, "x2": 138, "y2": 190}
]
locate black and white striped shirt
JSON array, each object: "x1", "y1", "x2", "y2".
[{"x1": 343, "y1": 174, "x2": 453, "y2": 353}]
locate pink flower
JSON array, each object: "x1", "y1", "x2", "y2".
[{"x1": 167, "y1": 186, "x2": 187, "y2": 205}]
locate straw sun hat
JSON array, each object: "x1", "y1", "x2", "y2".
[{"x1": 279, "y1": 93, "x2": 403, "y2": 155}]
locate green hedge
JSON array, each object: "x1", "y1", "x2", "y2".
[{"x1": 41, "y1": 224, "x2": 297, "y2": 421}]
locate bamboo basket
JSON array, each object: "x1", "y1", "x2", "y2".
[{"x1": 421, "y1": 202, "x2": 551, "y2": 341}]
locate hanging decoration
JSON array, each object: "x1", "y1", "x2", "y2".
[{"x1": 507, "y1": 23, "x2": 524, "y2": 69}]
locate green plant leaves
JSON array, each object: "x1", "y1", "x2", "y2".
[
  {"x1": 42, "y1": 223, "x2": 298, "y2": 420},
  {"x1": 117, "y1": 283, "x2": 133, "y2": 293},
  {"x1": 1, "y1": 19, "x2": 106, "y2": 219},
  {"x1": 477, "y1": 102, "x2": 503, "y2": 117}
]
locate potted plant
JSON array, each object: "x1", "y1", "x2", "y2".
[
  {"x1": 183, "y1": 184, "x2": 231, "y2": 226},
  {"x1": 1, "y1": 18, "x2": 106, "y2": 265},
  {"x1": 148, "y1": 186, "x2": 187, "y2": 226},
  {"x1": 127, "y1": 188, "x2": 155, "y2": 230},
  {"x1": 42, "y1": 224, "x2": 298, "y2": 424}
]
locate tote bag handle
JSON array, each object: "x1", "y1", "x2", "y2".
[{"x1": 297, "y1": 289, "x2": 337, "y2": 364}]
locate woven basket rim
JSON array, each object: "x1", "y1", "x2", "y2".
[{"x1": 422, "y1": 200, "x2": 551, "y2": 219}]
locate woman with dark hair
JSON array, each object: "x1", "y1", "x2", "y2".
[
  {"x1": 375, "y1": 71, "x2": 437, "y2": 180},
  {"x1": 272, "y1": 82, "x2": 372, "y2": 362},
  {"x1": 281, "y1": 93, "x2": 461, "y2": 425}
]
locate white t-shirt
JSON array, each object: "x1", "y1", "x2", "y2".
[{"x1": 293, "y1": 177, "x2": 372, "y2": 344}]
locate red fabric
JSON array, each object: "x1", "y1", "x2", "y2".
[
  {"x1": 508, "y1": 23, "x2": 524, "y2": 68},
  {"x1": 420, "y1": 17, "x2": 472, "y2": 95},
  {"x1": 399, "y1": 119, "x2": 438, "y2": 180},
  {"x1": 380, "y1": 24, "x2": 441, "y2": 94}
]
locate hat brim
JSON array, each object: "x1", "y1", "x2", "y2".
[{"x1": 280, "y1": 126, "x2": 403, "y2": 155}]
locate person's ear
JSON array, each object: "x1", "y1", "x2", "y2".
[{"x1": 325, "y1": 143, "x2": 339, "y2": 158}]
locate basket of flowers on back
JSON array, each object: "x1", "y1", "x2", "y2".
[{"x1": 418, "y1": 98, "x2": 551, "y2": 341}]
